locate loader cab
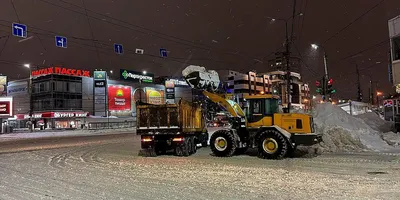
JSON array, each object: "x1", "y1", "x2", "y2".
[{"x1": 243, "y1": 94, "x2": 280, "y2": 127}]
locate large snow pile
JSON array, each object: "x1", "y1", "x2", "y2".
[
  {"x1": 313, "y1": 103, "x2": 392, "y2": 152},
  {"x1": 356, "y1": 112, "x2": 394, "y2": 133}
]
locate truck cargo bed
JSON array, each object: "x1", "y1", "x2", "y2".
[{"x1": 136, "y1": 100, "x2": 206, "y2": 134}]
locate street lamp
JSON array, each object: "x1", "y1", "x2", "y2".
[
  {"x1": 267, "y1": 12, "x2": 303, "y2": 113},
  {"x1": 110, "y1": 70, "x2": 113, "y2": 74},
  {"x1": 310, "y1": 43, "x2": 330, "y2": 101},
  {"x1": 143, "y1": 70, "x2": 147, "y2": 75},
  {"x1": 24, "y1": 64, "x2": 30, "y2": 68},
  {"x1": 311, "y1": 44, "x2": 318, "y2": 50}
]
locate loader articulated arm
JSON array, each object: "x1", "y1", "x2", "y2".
[
  {"x1": 182, "y1": 65, "x2": 246, "y2": 119},
  {"x1": 203, "y1": 91, "x2": 246, "y2": 118}
]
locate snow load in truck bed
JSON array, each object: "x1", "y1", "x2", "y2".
[{"x1": 182, "y1": 65, "x2": 220, "y2": 91}]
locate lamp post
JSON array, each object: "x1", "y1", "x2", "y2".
[
  {"x1": 376, "y1": 91, "x2": 383, "y2": 108},
  {"x1": 310, "y1": 43, "x2": 329, "y2": 101},
  {"x1": 267, "y1": 12, "x2": 303, "y2": 112},
  {"x1": 24, "y1": 63, "x2": 34, "y2": 132}
]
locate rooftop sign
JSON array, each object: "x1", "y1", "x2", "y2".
[{"x1": 31, "y1": 67, "x2": 90, "y2": 78}]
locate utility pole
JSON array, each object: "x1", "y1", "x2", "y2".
[
  {"x1": 356, "y1": 64, "x2": 362, "y2": 102},
  {"x1": 285, "y1": 0, "x2": 297, "y2": 113}
]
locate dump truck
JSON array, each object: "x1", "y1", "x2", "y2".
[{"x1": 136, "y1": 100, "x2": 208, "y2": 157}]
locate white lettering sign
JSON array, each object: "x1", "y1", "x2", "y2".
[{"x1": 115, "y1": 98, "x2": 126, "y2": 106}]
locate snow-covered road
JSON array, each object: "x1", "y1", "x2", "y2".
[{"x1": 0, "y1": 134, "x2": 400, "y2": 200}]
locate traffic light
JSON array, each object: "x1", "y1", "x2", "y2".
[
  {"x1": 326, "y1": 78, "x2": 336, "y2": 94},
  {"x1": 328, "y1": 78, "x2": 333, "y2": 85},
  {"x1": 316, "y1": 80, "x2": 323, "y2": 95}
]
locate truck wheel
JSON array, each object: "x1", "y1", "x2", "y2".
[
  {"x1": 257, "y1": 130, "x2": 288, "y2": 159},
  {"x1": 210, "y1": 130, "x2": 237, "y2": 157},
  {"x1": 183, "y1": 137, "x2": 190, "y2": 157},
  {"x1": 175, "y1": 146, "x2": 183, "y2": 156},
  {"x1": 191, "y1": 136, "x2": 197, "y2": 154}
]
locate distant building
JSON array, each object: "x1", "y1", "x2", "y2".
[
  {"x1": 267, "y1": 52, "x2": 302, "y2": 74},
  {"x1": 218, "y1": 70, "x2": 310, "y2": 110},
  {"x1": 389, "y1": 15, "x2": 400, "y2": 89}
]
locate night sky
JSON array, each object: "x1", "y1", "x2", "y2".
[{"x1": 0, "y1": 0, "x2": 399, "y2": 100}]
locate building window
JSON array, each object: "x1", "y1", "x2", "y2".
[
  {"x1": 393, "y1": 36, "x2": 400, "y2": 61},
  {"x1": 55, "y1": 81, "x2": 63, "y2": 92}
]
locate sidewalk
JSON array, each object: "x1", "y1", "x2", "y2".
[{"x1": 0, "y1": 128, "x2": 136, "y2": 142}]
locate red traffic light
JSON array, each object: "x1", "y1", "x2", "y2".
[
  {"x1": 328, "y1": 78, "x2": 333, "y2": 85},
  {"x1": 315, "y1": 81, "x2": 320, "y2": 86}
]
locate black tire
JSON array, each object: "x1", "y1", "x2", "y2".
[
  {"x1": 191, "y1": 136, "x2": 197, "y2": 154},
  {"x1": 175, "y1": 146, "x2": 183, "y2": 156},
  {"x1": 182, "y1": 137, "x2": 190, "y2": 157},
  {"x1": 257, "y1": 130, "x2": 289, "y2": 159},
  {"x1": 210, "y1": 130, "x2": 237, "y2": 157}
]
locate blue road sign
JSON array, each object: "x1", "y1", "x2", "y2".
[
  {"x1": 160, "y1": 48, "x2": 167, "y2": 58},
  {"x1": 55, "y1": 36, "x2": 67, "y2": 48},
  {"x1": 114, "y1": 43, "x2": 123, "y2": 55},
  {"x1": 12, "y1": 23, "x2": 27, "y2": 38}
]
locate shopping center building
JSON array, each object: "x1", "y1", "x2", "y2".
[{"x1": 6, "y1": 67, "x2": 192, "y2": 129}]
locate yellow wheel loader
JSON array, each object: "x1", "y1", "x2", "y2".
[{"x1": 184, "y1": 66, "x2": 322, "y2": 159}]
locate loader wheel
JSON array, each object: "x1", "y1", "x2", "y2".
[
  {"x1": 210, "y1": 130, "x2": 237, "y2": 157},
  {"x1": 258, "y1": 130, "x2": 288, "y2": 159}
]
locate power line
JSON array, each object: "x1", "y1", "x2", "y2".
[
  {"x1": 322, "y1": 0, "x2": 386, "y2": 45},
  {"x1": 293, "y1": 43, "x2": 319, "y2": 76},
  {"x1": 297, "y1": 0, "x2": 308, "y2": 41},
  {"x1": 0, "y1": 22, "x2": 236, "y2": 67},
  {"x1": 37, "y1": 0, "x2": 258, "y2": 60},
  {"x1": 10, "y1": 0, "x2": 21, "y2": 23},
  {"x1": 0, "y1": 36, "x2": 10, "y2": 58},
  {"x1": 331, "y1": 38, "x2": 390, "y2": 64},
  {"x1": 81, "y1": 0, "x2": 101, "y2": 66}
]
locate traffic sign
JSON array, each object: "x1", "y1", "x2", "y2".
[
  {"x1": 160, "y1": 48, "x2": 167, "y2": 58},
  {"x1": 12, "y1": 23, "x2": 27, "y2": 38},
  {"x1": 55, "y1": 36, "x2": 67, "y2": 48},
  {"x1": 114, "y1": 44, "x2": 123, "y2": 55}
]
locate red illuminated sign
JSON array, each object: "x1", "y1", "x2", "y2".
[
  {"x1": 108, "y1": 85, "x2": 131, "y2": 111},
  {"x1": 0, "y1": 102, "x2": 11, "y2": 116},
  {"x1": 0, "y1": 97, "x2": 12, "y2": 117},
  {"x1": 31, "y1": 67, "x2": 90, "y2": 77}
]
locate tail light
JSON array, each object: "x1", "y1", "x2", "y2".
[
  {"x1": 173, "y1": 137, "x2": 184, "y2": 142},
  {"x1": 141, "y1": 137, "x2": 153, "y2": 142}
]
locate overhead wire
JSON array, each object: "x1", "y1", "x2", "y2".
[
  {"x1": 36, "y1": 0, "x2": 259, "y2": 60},
  {"x1": 10, "y1": 0, "x2": 21, "y2": 23},
  {"x1": 293, "y1": 43, "x2": 319, "y2": 77},
  {"x1": 297, "y1": 0, "x2": 307, "y2": 41},
  {"x1": 0, "y1": 21, "x2": 236, "y2": 68},
  {"x1": 322, "y1": 0, "x2": 386, "y2": 45},
  {"x1": 81, "y1": 0, "x2": 101, "y2": 66}
]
